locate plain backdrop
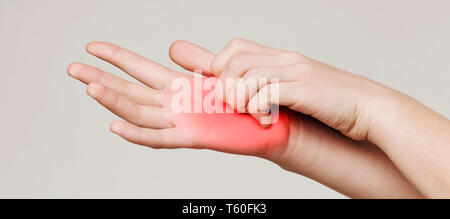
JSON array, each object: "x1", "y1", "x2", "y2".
[{"x1": 0, "y1": 0, "x2": 449, "y2": 198}]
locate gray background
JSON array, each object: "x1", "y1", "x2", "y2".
[{"x1": 0, "y1": 0, "x2": 449, "y2": 198}]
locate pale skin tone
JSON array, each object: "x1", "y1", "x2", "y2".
[{"x1": 68, "y1": 38, "x2": 450, "y2": 198}]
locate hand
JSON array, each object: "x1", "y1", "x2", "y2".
[
  {"x1": 68, "y1": 41, "x2": 425, "y2": 198},
  {"x1": 68, "y1": 42, "x2": 298, "y2": 159},
  {"x1": 170, "y1": 38, "x2": 390, "y2": 140}
]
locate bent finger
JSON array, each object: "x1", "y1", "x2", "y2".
[{"x1": 211, "y1": 38, "x2": 282, "y2": 77}]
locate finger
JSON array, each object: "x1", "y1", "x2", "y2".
[
  {"x1": 229, "y1": 64, "x2": 304, "y2": 110},
  {"x1": 87, "y1": 83, "x2": 173, "y2": 129},
  {"x1": 242, "y1": 64, "x2": 303, "y2": 83},
  {"x1": 211, "y1": 37, "x2": 282, "y2": 77},
  {"x1": 110, "y1": 120, "x2": 190, "y2": 149},
  {"x1": 224, "y1": 77, "x2": 259, "y2": 113},
  {"x1": 86, "y1": 41, "x2": 174, "y2": 89},
  {"x1": 251, "y1": 111, "x2": 273, "y2": 129},
  {"x1": 68, "y1": 62, "x2": 162, "y2": 106},
  {"x1": 247, "y1": 82, "x2": 300, "y2": 126},
  {"x1": 220, "y1": 53, "x2": 304, "y2": 109},
  {"x1": 169, "y1": 40, "x2": 214, "y2": 76},
  {"x1": 221, "y1": 52, "x2": 305, "y2": 80},
  {"x1": 226, "y1": 75, "x2": 279, "y2": 113},
  {"x1": 248, "y1": 82, "x2": 299, "y2": 112}
]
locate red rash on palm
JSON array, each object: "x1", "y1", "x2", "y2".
[{"x1": 172, "y1": 77, "x2": 291, "y2": 156}]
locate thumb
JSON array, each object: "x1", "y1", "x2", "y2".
[{"x1": 169, "y1": 40, "x2": 215, "y2": 76}]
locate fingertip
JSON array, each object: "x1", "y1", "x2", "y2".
[
  {"x1": 258, "y1": 111, "x2": 273, "y2": 128},
  {"x1": 85, "y1": 41, "x2": 104, "y2": 54},
  {"x1": 260, "y1": 122, "x2": 272, "y2": 129},
  {"x1": 110, "y1": 120, "x2": 123, "y2": 134},
  {"x1": 249, "y1": 111, "x2": 273, "y2": 128},
  {"x1": 171, "y1": 39, "x2": 187, "y2": 46},
  {"x1": 67, "y1": 62, "x2": 83, "y2": 77},
  {"x1": 168, "y1": 40, "x2": 187, "y2": 57},
  {"x1": 169, "y1": 40, "x2": 214, "y2": 75},
  {"x1": 85, "y1": 41, "x2": 95, "y2": 53}
]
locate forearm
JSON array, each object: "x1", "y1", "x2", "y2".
[
  {"x1": 270, "y1": 114, "x2": 423, "y2": 199},
  {"x1": 369, "y1": 92, "x2": 450, "y2": 198}
]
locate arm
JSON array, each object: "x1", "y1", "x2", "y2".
[{"x1": 369, "y1": 91, "x2": 450, "y2": 198}]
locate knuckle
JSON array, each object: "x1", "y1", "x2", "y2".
[
  {"x1": 210, "y1": 58, "x2": 222, "y2": 75},
  {"x1": 283, "y1": 51, "x2": 306, "y2": 62},
  {"x1": 245, "y1": 67, "x2": 267, "y2": 79},
  {"x1": 132, "y1": 56, "x2": 146, "y2": 74},
  {"x1": 136, "y1": 105, "x2": 145, "y2": 121},
  {"x1": 110, "y1": 90, "x2": 120, "y2": 106},
  {"x1": 243, "y1": 67, "x2": 260, "y2": 79},
  {"x1": 110, "y1": 46, "x2": 122, "y2": 60},
  {"x1": 89, "y1": 67, "x2": 104, "y2": 81},
  {"x1": 244, "y1": 67, "x2": 273, "y2": 89},
  {"x1": 292, "y1": 62, "x2": 313, "y2": 78},
  {"x1": 227, "y1": 55, "x2": 244, "y2": 69},
  {"x1": 228, "y1": 37, "x2": 245, "y2": 48},
  {"x1": 124, "y1": 83, "x2": 136, "y2": 98},
  {"x1": 151, "y1": 90, "x2": 163, "y2": 107},
  {"x1": 92, "y1": 66, "x2": 102, "y2": 74},
  {"x1": 294, "y1": 62, "x2": 311, "y2": 71},
  {"x1": 155, "y1": 132, "x2": 166, "y2": 148}
]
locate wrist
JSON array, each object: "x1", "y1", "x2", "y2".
[{"x1": 365, "y1": 86, "x2": 425, "y2": 147}]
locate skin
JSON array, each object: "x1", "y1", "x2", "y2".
[{"x1": 68, "y1": 38, "x2": 450, "y2": 198}]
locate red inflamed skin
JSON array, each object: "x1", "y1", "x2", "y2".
[{"x1": 177, "y1": 108, "x2": 291, "y2": 156}]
